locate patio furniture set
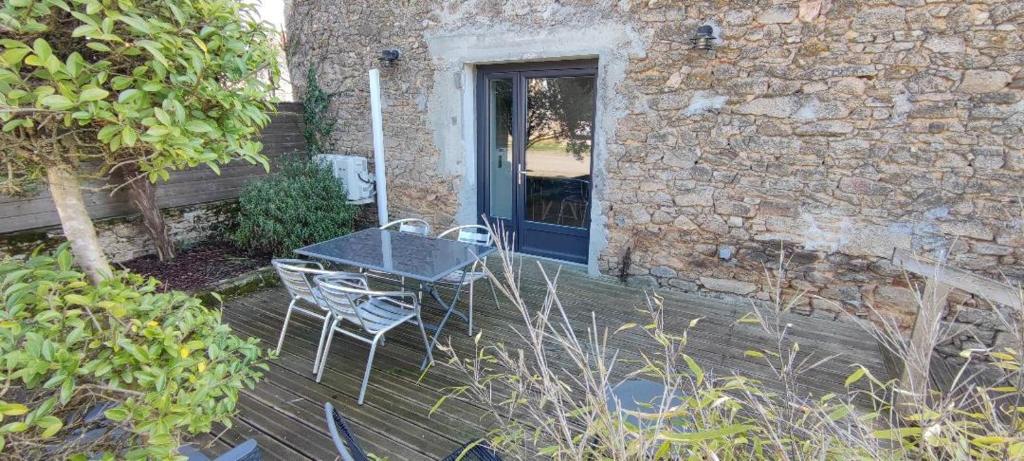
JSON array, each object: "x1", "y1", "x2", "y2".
[
  {"x1": 273, "y1": 218, "x2": 498, "y2": 405},
  {"x1": 197, "y1": 219, "x2": 673, "y2": 460},
  {"x1": 264, "y1": 218, "x2": 502, "y2": 459}
]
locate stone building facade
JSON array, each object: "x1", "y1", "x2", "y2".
[{"x1": 285, "y1": 0, "x2": 1023, "y2": 344}]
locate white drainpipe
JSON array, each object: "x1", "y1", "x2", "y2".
[{"x1": 368, "y1": 68, "x2": 389, "y2": 226}]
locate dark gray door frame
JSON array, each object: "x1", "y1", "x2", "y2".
[{"x1": 475, "y1": 59, "x2": 598, "y2": 263}]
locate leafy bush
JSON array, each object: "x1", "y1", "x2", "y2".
[
  {"x1": 232, "y1": 158, "x2": 356, "y2": 256},
  {"x1": 440, "y1": 229, "x2": 1024, "y2": 460},
  {"x1": 0, "y1": 245, "x2": 266, "y2": 459}
]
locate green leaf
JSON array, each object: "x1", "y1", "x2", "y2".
[
  {"x1": 79, "y1": 87, "x2": 109, "y2": 102},
  {"x1": 844, "y1": 367, "x2": 866, "y2": 387},
  {"x1": 98, "y1": 124, "x2": 120, "y2": 142},
  {"x1": 32, "y1": 39, "x2": 52, "y2": 63},
  {"x1": 1, "y1": 48, "x2": 31, "y2": 67},
  {"x1": 657, "y1": 424, "x2": 755, "y2": 443},
  {"x1": 40, "y1": 95, "x2": 74, "y2": 111},
  {"x1": 103, "y1": 406, "x2": 128, "y2": 422},
  {"x1": 872, "y1": 427, "x2": 921, "y2": 441},
  {"x1": 86, "y1": 42, "x2": 111, "y2": 52},
  {"x1": 0, "y1": 403, "x2": 28, "y2": 416},
  {"x1": 122, "y1": 127, "x2": 137, "y2": 147},
  {"x1": 683, "y1": 354, "x2": 703, "y2": 386},
  {"x1": 36, "y1": 416, "x2": 62, "y2": 438},
  {"x1": 185, "y1": 120, "x2": 213, "y2": 133},
  {"x1": 64, "y1": 294, "x2": 91, "y2": 306},
  {"x1": 118, "y1": 89, "x2": 140, "y2": 103},
  {"x1": 136, "y1": 40, "x2": 168, "y2": 67},
  {"x1": 1, "y1": 422, "x2": 29, "y2": 433}
]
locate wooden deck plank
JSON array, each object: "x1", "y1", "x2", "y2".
[
  {"x1": 243, "y1": 279, "x2": 885, "y2": 398},
  {"x1": 237, "y1": 280, "x2": 881, "y2": 409},
  {"x1": 208, "y1": 255, "x2": 890, "y2": 460}
]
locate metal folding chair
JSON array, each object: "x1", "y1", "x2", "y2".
[
  {"x1": 313, "y1": 273, "x2": 434, "y2": 404},
  {"x1": 271, "y1": 259, "x2": 339, "y2": 374},
  {"x1": 435, "y1": 225, "x2": 500, "y2": 335}
]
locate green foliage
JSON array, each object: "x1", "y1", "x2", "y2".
[
  {"x1": 302, "y1": 67, "x2": 334, "y2": 156},
  {"x1": 0, "y1": 244, "x2": 267, "y2": 459},
  {"x1": 0, "y1": 0, "x2": 280, "y2": 194},
  {"x1": 232, "y1": 158, "x2": 355, "y2": 256}
]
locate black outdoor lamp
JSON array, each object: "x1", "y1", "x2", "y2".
[
  {"x1": 691, "y1": 25, "x2": 717, "y2": 51},
  {"x1": 379, "y1": 48, "x2": 401, "y2": 66}
]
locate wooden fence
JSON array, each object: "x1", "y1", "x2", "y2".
[{"x1": 0, "y1": 102, "x2": 305, "y2": 235}]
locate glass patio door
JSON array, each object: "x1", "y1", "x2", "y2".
[{"x1": 477, "y1": 61, "x2": 596, "y2": 264}]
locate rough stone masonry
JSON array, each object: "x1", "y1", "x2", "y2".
[{"x1": 285, "y1": 0, "x2": 1024, "y2": 356}]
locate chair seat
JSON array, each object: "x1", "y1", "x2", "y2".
[
  {"x1": 340, "y1": 297, "x2": 417, "y2": 332},
  {"x1": 437, "y1": 270, "x2": 487, "y2": 285}
]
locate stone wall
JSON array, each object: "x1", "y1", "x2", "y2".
[
  {"x1": 285, "y1": 0, "x2": 1024, "y2": 344},
  {"x1": 0, "y1": 200, "x2": 237, "y2": 263}
]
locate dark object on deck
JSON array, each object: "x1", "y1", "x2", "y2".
[
  {"x1": 440, "y1": 440, "x2": 503, "y2": 461},
  {"x1": 180, "y1": 438, "x2": 261, "y2": 461},
  {"x1": 324, "y1": 402, "x2": 372, "y2": 461},
  {"x1": 324, "y1": 402, "x2": 502, "y2": 461}
]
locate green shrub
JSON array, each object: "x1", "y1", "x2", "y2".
[
  {"x1": 232, "y1": 158, "x2": 356, "y2": 256},
  {"x1": 0, "y1": 245, "x2": 267, "y2": 459}
]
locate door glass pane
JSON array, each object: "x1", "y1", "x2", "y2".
[
  {"x1": 487, "y1": 78, "x2": 514, "y2": 219},
  {"x1": 524, "y1": 76, "x2": 594, "y2": 228}
]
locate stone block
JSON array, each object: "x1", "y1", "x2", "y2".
[
  {"x1": 699, "y1": 276, "x2": 758, "y2": 295},
  {"x1": 959, "y1": 70, "x2": 1013, "y2": 93},
  {"x1": 756, "y1": 7, "x2": 797, "y2": 24},
  {"x1": 651, "y1": 265, "x2": 677, "y2": 278},
  {"x1": 852, "y1": 7, "x2": 906, "y2": 32},
  {"x1": 794, "y1": 121, "x2": 854, "y2": 136},
  {"x1": 936, "y1": 221, "x2": 995, "y2": 241},
  {"x1": 673, "y1": 187, "x2": 714, "y2": 207},
  {"x1": 734, "y1": 96, "x2": 802, "y2": 118},
  {"x1": 923, "y1": 36, "x2": 965, "y2": 54}
]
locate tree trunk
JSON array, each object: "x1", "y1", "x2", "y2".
[
  {"x1": 117, "y1": 163, "x2": 176, "y2": 261},
  {"x1": 46, "y1": 166, "x2": 113, "y2": 284}
]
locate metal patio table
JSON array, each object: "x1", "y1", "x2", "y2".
[{"x1": 295, "y1": 228, "x2": 495, "y2": 369}]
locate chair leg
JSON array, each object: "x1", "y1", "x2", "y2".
[
  {"x1": 417, "y1": 314, "x2": 434, "y2": 366},
  {"x1": 315, "y1": 320, "x2": 340, "y2": 383},
  {"x1": 275, "y1": 299, "x2": 298, "y2": 354},
  {"x1": 358, "y1": 336, "x2": 381, "y2": 405},
  {"x1": 313, "y1": 314, "x2": 332, "y2": 375},
  {"x1": 468, "y1": 279, "x2": 475, "y2": 336}
]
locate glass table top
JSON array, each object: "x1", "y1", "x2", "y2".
[{"x1": 294, "y1": 228, "x2": 496, "y2": 283}]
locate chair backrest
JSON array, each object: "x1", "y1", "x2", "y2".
[
  {"x1": 380, "y1": 218, "x2": 431, "y2": 236},
  {"x1": 312, "y1": 273, "x2": 368, "y2": 323},
  {"x1": 324, "y1": 402, "x2": 371, "y2": 461},
  {"x1": 272, "y1": 259, "x2": 329, "y2": 301},
  {"x1": 438, "y1": 225, "x2": 493, "y2": 247}
]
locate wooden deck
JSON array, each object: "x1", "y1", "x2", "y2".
[{"x1": 186, "y1": 256, "x2": 890, "y2": 460}]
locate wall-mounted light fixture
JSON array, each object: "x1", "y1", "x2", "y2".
[
  {"x1": 691, "y1": 25, "x2": 717, "y2": 51},
  {"x1": 379, "y1": 48, "x2": 401, "y2": 66}
]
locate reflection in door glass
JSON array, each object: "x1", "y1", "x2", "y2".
[
  {"x1": 488, "y1": 78, "x2": 514, "y2": 219},
  {"x1": 524, "y1": 76, "x2": 594, "y2": 228}
]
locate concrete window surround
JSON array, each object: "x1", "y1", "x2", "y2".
[{"x1": 425, "y1": 23, "x2": 646, "y2": 275}]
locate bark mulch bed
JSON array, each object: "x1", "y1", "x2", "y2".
[{"x1": 119, "y1": 241, "x2": 267, "y2": 292}]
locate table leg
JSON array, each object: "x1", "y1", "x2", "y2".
[{"x1": 420, "y1": 272, "x2": 468, "y2": 370}]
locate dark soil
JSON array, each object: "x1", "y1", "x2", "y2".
[{"x1": 119, "y1": 241, "x2": 267, "y2": 292}]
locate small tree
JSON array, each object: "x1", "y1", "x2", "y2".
[{"x1": 0, "y1": 0, "x2": 279, "y2": 281}]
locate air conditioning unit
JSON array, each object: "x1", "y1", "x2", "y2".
[{"x1": 313, "y1": 154, "x2": 375, "y2": 204}]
